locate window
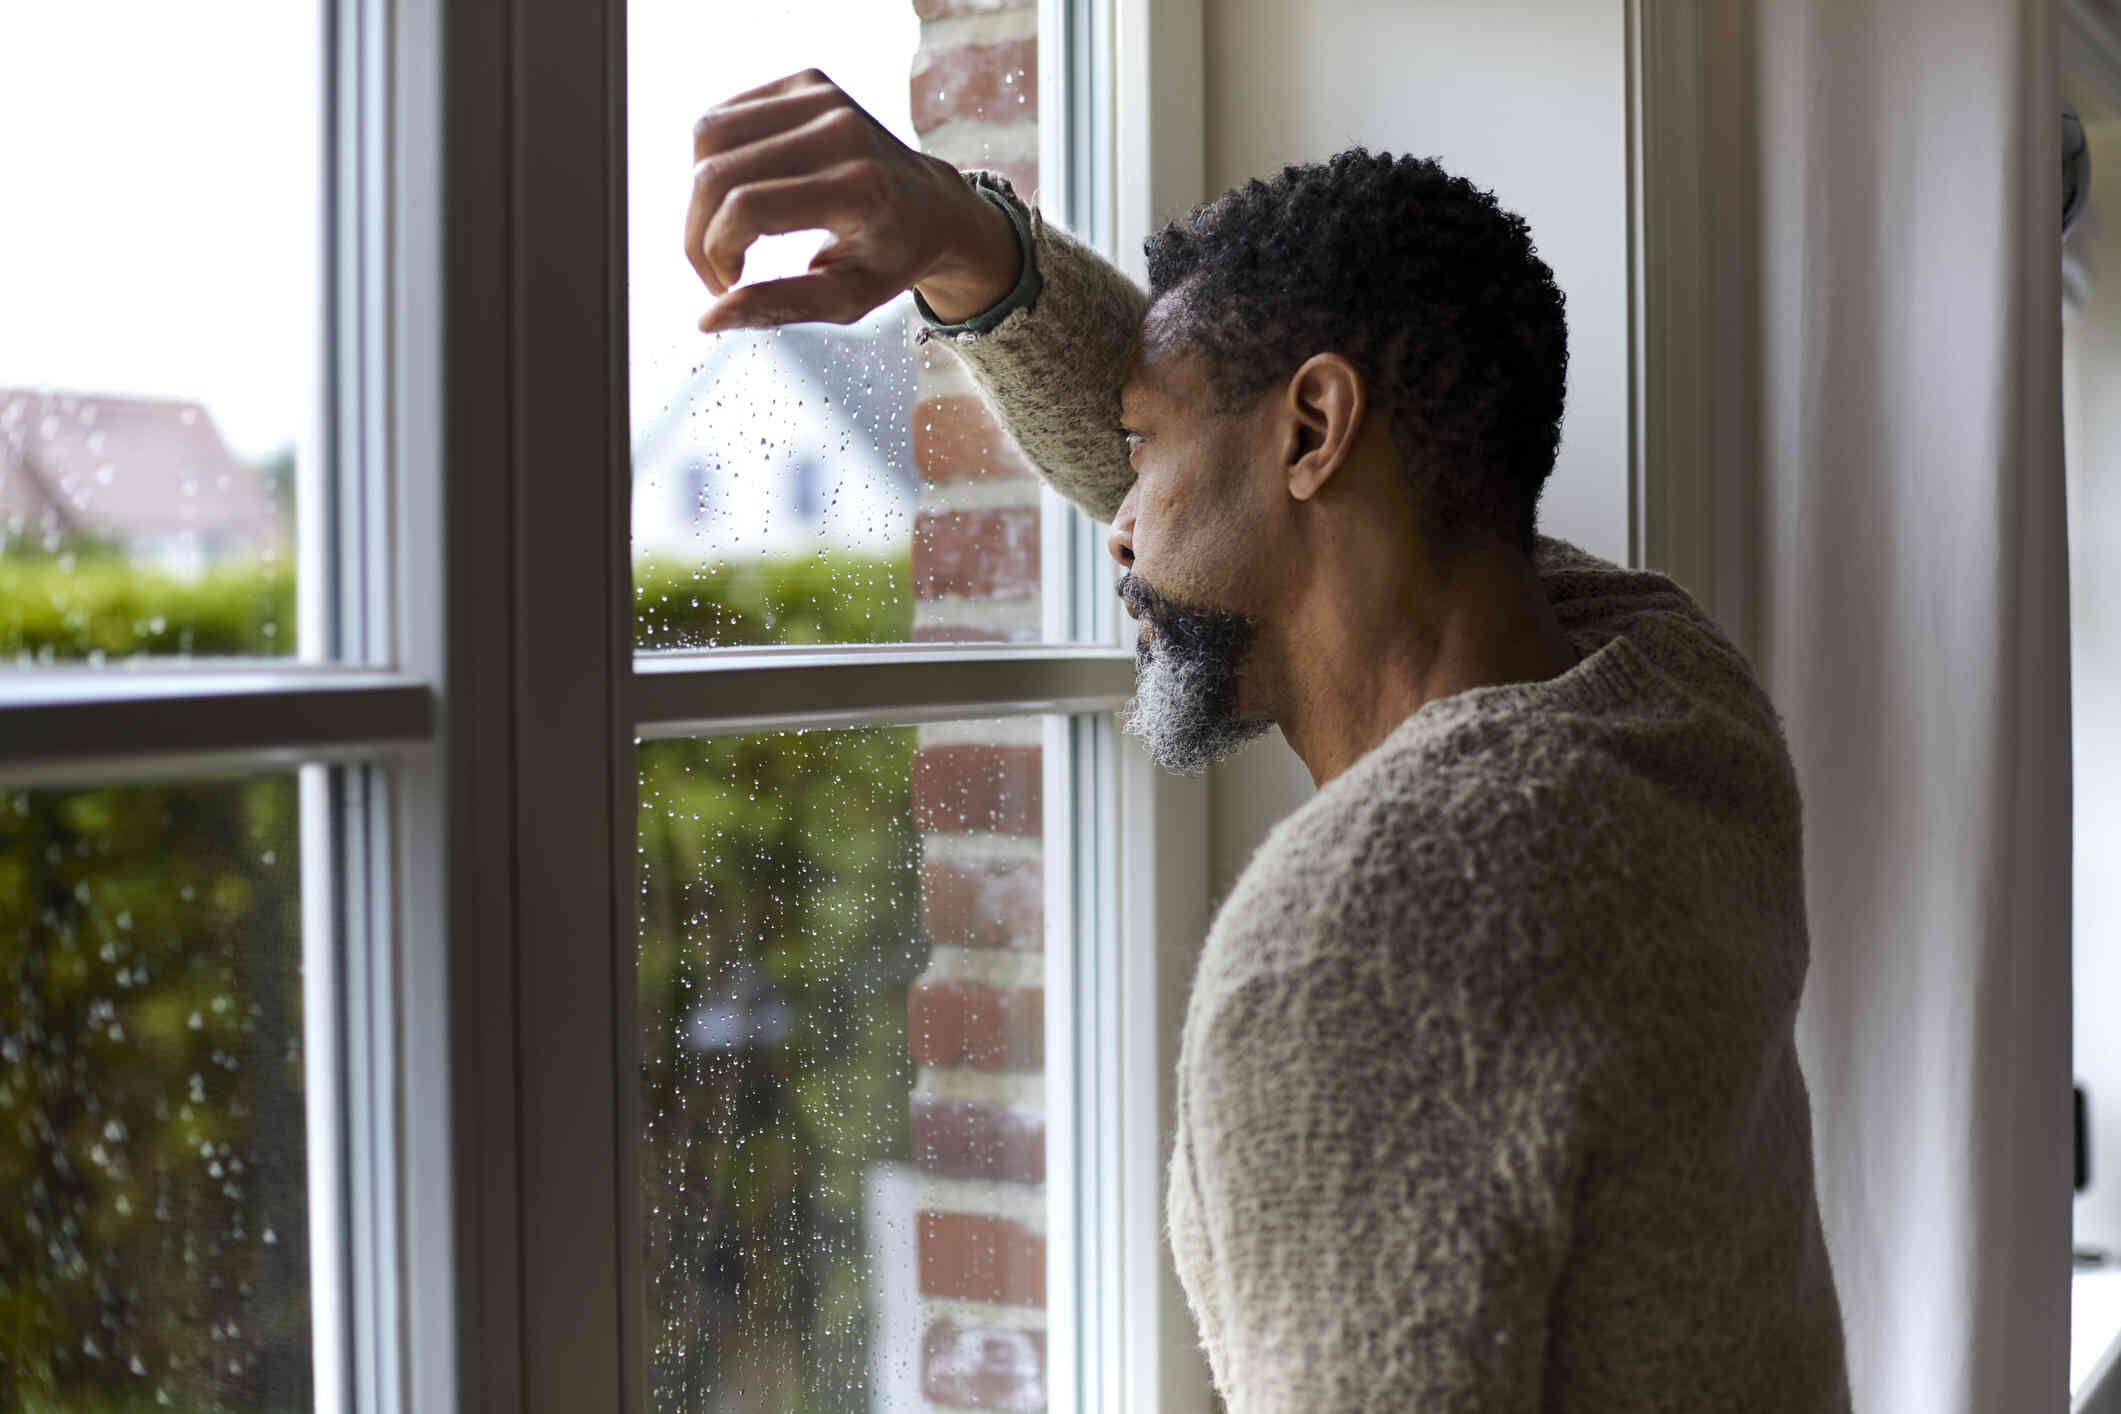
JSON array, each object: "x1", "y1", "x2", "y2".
[
  {"x1": 1, "y1": 3, "x2": 322, "y2": 663},
  {"x1": 624, "y1": 5, "x2": 1135, "y2": 1406},
  {"x1": 1, "y1": 2, "x2": 424, "y2": 1408},
  {"x1": 636, "y1": 720, "x2": 1053, "y2": 1411},
  {"x1": 627, "y1": 0, "x2": 1066, "y2": 652},
  {"x1": 3, "y1": 773, "x2": 315, "y2": 1409},
  {"x1": 1, "y1": 0, "x2": 1207, "y2": 1410}
]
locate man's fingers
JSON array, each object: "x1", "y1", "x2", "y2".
[
  {"x1": 684, "y1": 109, "x2": 869, "y2": 292},
  {"x1": 691, "y1": 82, "x2": 845, "y2": 165},
  {"x1": 698, "y1": 265, "x2": 895, "y2": 334},
  {"x1": 698, "y1": 162, "x2": 881, "y2": 294},
  {"x1": 707, "y1": 67, "x2": 833, "y2": 122}
]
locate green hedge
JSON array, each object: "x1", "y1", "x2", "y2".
[
  {"x1": 0, "y1": 546, "x2": 915, "y2": 661},
  {"x1": 0, "y1": 556, "x2": 295, "y2": 662},
  {"x1": 634, "y1": 550, "x2": 913, "y2": 648},
  {"x1": 3, "y1": 551, "x2": 929, "y2": 1414}
]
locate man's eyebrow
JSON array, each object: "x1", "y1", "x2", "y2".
[{"x1": 1119, "y1": 380, "x2": 1153, "y2": 420}]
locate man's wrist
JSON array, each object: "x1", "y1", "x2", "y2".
[
  {"x1": 916, "y1": 181, "x2": 1022, "y2": 324},
  {"x1": 913, "y1": 170, "x2": 1043, "y2": 336}
]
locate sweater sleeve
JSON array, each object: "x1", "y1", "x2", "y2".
[
  {"x1": 1178, "y1": 942, "x2": 1611, "y2": 1413},
  {"x1": 911, "y1": 169, "x2": 1145, "y2": 525}
]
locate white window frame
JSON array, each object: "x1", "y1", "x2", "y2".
[{"x1": 0, "y1": 0, "x2": 1212, "y2": 1410}]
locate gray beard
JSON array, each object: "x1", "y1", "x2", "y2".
[{"x1": 1116, "y1": 572, "x2": 1274, "y2": 775}]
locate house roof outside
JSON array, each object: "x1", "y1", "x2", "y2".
[
  {"x1": 0, "y1": 388, "x2": 284, "y2": 558},
  {"x1": 631, "y1": 304, "x2": 919, "y2": 561}
]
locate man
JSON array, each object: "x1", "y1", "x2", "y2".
[{"x1": 687, "y1": 69, "x2": 1852, "y2": 1413}]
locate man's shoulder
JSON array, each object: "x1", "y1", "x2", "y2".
[
  {"x1": 1533, "y1": 534, "x2": 1784, "y2": 738},
  {"x1": 1195, "y1": 735, "x2": 1585, "y2": 1000},
  {"x1": 1203, "y1": 648, "x2": 1799, "y2": 986}
]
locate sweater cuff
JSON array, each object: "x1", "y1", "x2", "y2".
[{"x1": 911, "y1": 169, "x2": 1044, "y2": 336}]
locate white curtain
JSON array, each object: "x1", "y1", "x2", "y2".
[{"x1": 1693, "y1": 1, "x2": 2072, "y2": 1409}]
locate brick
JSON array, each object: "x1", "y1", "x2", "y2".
[
  {"x1": 910, "y1": 1092, "x2": 1045, "y2": 1183},
  {"x1": 922, "y1": 851, "x2": 1043, "y2": 948},
  {"x1": 909, "y1": 980, "x2": 1043, "y2": 1070},
  {"x1": 912, "y1": 39, "x2": 1039, "y2": 133},
  {"x1": 912, "y1": 622, "x2": 1019, "y2": 643},
  {"x1": 909, "y1": 977, "x2": 966, "y2": 1064},
  {"x1": 914, "y1": 0, "x2": 1028, "y2": 18},
  {"x1": 921, "y1": 1318, "x2": 1047, "y2": 1412},
  {"x1": 913, "y1": 743, "x2": 1042, "y2": 836},
  {"x1": 918, "y1": 1211, "x2": 1046, "y2": 1306},
  {"x1": 914, "y1": 394, "x2": 1035, "y2": 485},
  {"x1": 913, "y1": 507, "x2": 1040, "y2": 600},
  {"x1": 912, "y1": 595, "x2": 1042, "y2": 644}
]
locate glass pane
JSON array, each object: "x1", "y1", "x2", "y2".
[
  {"x1": 629, "y1": 1, "x2": 1057, "y2": 649},
  {"x1": 0, "y1": 773, "x2": 314, "y2": 1410},
  {"x1": 0, "y1": 4, "x2": 321, "y2": 663},
  {"x1": 640, "y1": 718, "x2": 1053, "y2": 1412}
]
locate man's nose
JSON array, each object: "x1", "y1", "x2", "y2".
[{"x1": 1106, "y1": 492, "x2": 1136, "y2": 567}]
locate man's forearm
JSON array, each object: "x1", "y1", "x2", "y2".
[{"x1": 911, "y1": 170, "x2": 1145, "y2": 526}]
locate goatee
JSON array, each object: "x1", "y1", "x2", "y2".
[{"x1": 1115, "y1": 570, "x2": 1274, "y2": 775}]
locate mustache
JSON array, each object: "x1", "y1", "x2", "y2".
[
  {"x1": 1116, "y1": 568, "x2": 1190, "y2": 626},
  {"x1": 1116, "y1": 569, "x2": 1157, "y2": 621},
  {"x1": 1115, "y1": 570, "x2": 1261, "y2": 654}
]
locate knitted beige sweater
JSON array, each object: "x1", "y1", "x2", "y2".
[{"x1": 918, "y1": 173, "x2": 1853, "y2": 1412}]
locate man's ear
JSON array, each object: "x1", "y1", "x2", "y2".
[{"x1": 1280, "y1": 353, "x2": 1366, "y2": 502}]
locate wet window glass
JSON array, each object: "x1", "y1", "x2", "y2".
[
  {"x1": 639, "y1": 718, "x2": 1052, "y2": 1411},
  {"x1": 0, "y1": 5, "x2": 322, "y2": 664},
  {"x1": 0, "y1": 774, "x2": 313, "y2": 1411},
  {"x1": 629, "y1": 0, "x2": 1054, "y2": 650}
]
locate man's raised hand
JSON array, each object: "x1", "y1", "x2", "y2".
[{"x1": 686, "y1": 68, "x2": 1022, "y2": 333}]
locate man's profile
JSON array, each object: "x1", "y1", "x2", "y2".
[{"x1": 686, "y1": 68, "x2": 1853, "y2": 1413}]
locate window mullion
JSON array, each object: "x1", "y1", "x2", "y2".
[
  {"x1": 631, "y1": 648, "x2": 1132, "y2": 738},
  {"x1": 339, "y1": 765, "x2": 399, "y2": 1414},
  {"x1": 0, "y1": 671, "x2": 433, "y2": 786},
  {"x1": 1104, "y1": 2, "x2": 1215, "y2": 1411},
  {"x1": 491, "y1": 0, "x2": 638, "y2": 1411}
]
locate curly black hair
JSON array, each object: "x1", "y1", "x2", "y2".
[{"x1": 1142, "y1": 146, "x2": 1568, "y2": 557}]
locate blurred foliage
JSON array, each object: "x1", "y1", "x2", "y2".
[
  {"x1": 2, "y1": 548, "x2": 935, "y2": 1412},
  {"x1": 637, "y1": 554, "x2": 932, "y2": 1414},
  {"x1": 635, "y1": 550, "x2": 914, "y2": 648},
  {"x1": 0, "y1": 777, "x2": 310, "y2": 1412},
  {"x1": 0, "y1": 554, "x2": 293, "y2": 664}
]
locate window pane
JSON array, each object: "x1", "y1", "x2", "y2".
[
  {"x1": 629, "y1": 0, "x2": 1057, "y2": 649},
  {"x1": 0, "y1": 773, "x2": 314, "y2": 1410},
  {"x1": 0, "y1": 4, "x2": 321, "y2": 663},
  {"x1": 640, "y1": 718, "x2": 1052, "y2": 1412}
]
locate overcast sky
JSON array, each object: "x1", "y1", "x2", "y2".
[{"x1": 0, "y1": 0, "x2": 918, "y2": 464}]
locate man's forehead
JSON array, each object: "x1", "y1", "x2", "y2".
[
  {"x1": 1119, "y1": 356, "x2": 1157, "y2": 415},
  {"x1": 1121, "y1": 303, "x2": 1192, "y2": 413}
]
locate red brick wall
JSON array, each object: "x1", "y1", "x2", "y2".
[
  {"x1": 907, "y1": 1, "x2": 1050, "y2": 1407},
  {"x1": 911, "y1": 0, "x2": 1044, "y2": 647}
]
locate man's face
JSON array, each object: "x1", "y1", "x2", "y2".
[{"x1": 1110, "y1": 324, "x2": 1278, "y2": 775}]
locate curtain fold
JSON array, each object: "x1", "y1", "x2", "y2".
[{"x1": 1696, "y1": 1, "x2": 2071, "y2": 1408}]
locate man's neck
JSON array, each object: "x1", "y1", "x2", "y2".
[{"x1": 1271, "y1": 541, "x2": 1579, "y2": 788}]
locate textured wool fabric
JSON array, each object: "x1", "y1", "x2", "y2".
[
  {"x1": 920, "y1": 170, "x2": 1853, "y2": 1412},
  {"x1": 912, "y1": 173, "x2": 1140, "y2": 525}
]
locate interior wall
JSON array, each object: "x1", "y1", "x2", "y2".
[{"x1": 1195, "y1": 0, "x2": 1631, "y2": 901}]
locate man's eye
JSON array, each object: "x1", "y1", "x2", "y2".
[{"x1": 1122, "y1": 430, "x2": 1145, "y2": 457}]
